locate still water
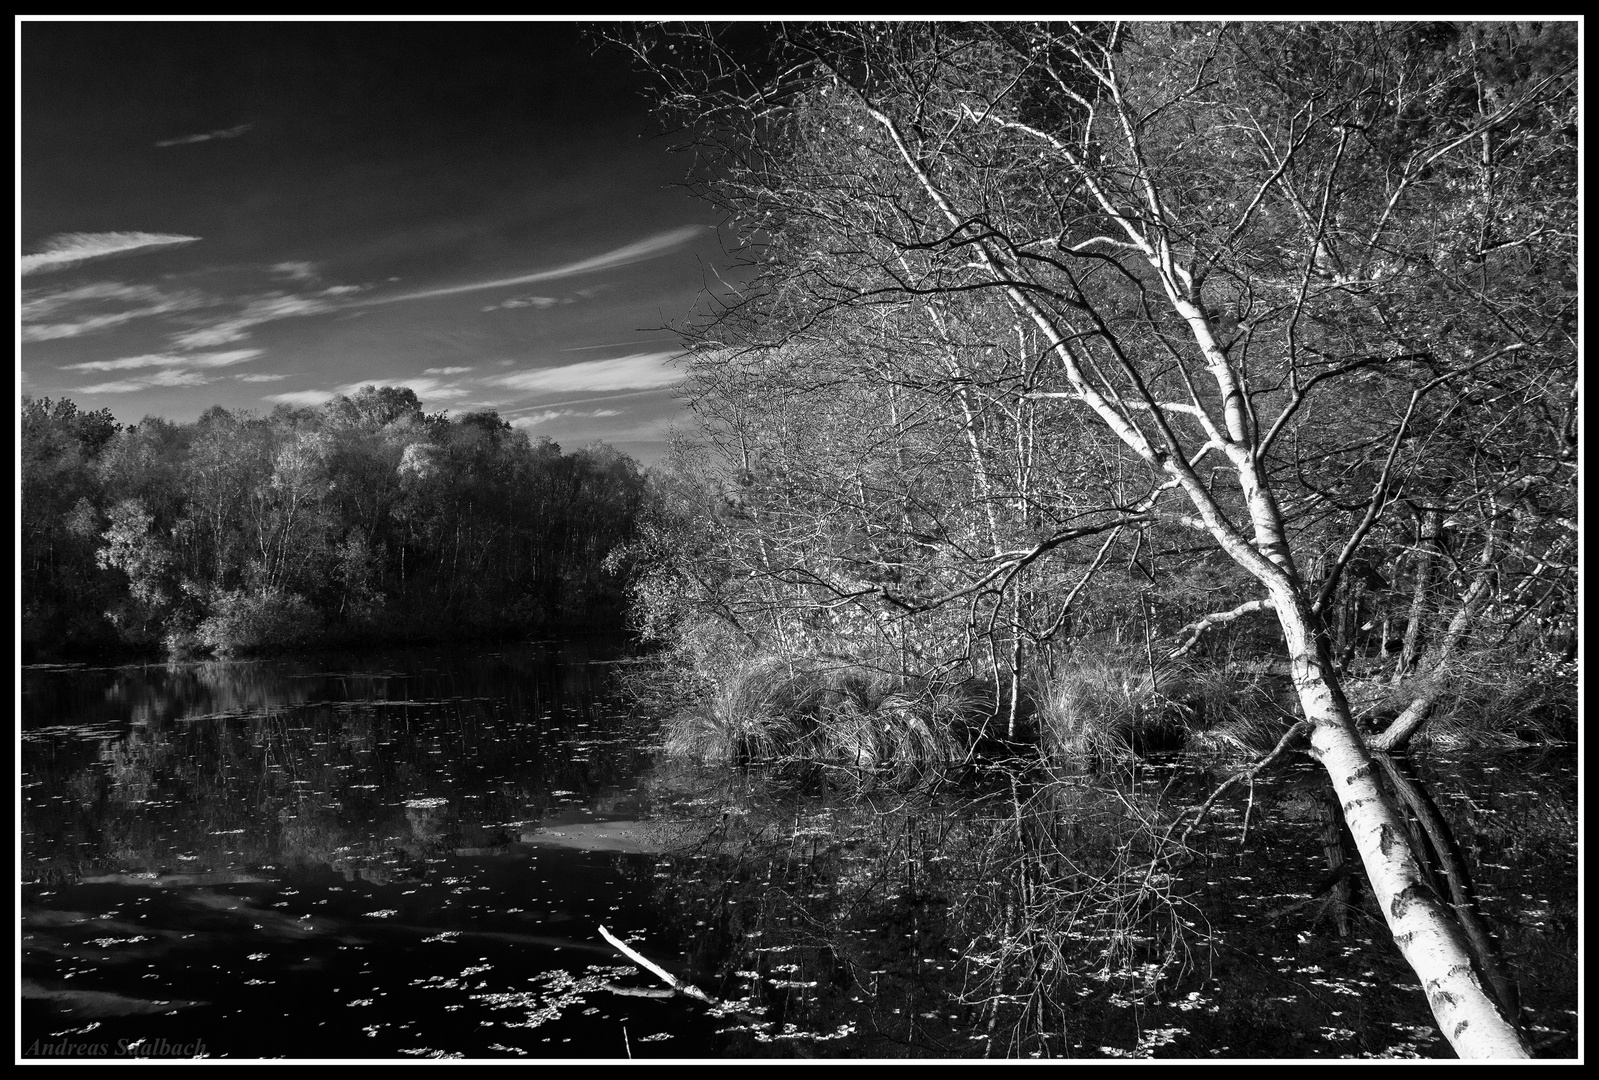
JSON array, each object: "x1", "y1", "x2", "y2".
[{"x1": 20, "y1": 642, "x2": 1578, "y2": 1059}]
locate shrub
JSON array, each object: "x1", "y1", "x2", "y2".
[{"x1": 195, "y1": 588, "x2": 320, "y2": 657}]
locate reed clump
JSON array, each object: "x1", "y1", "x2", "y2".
[
  {"x1": 658, "y1": 652, "x2": 985, "y2": 767},
  {"x1": 1174, "y1": 661, "x2": 1299, "y2": 759},
  {"x1": 1031, "y1": 650, "x2": 1193, "y2": 764},
  {"x1": 1400, "y1": 652, "x2": 1576, "y2": 748}
]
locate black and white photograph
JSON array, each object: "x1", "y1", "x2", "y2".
[{"x1": 20, "y1": 17, "x2": 1579, "y2": 1061}]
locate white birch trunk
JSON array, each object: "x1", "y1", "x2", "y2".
[
  {"x1": 1268, "y1": 584, "x2": 1528, "y2": 1058},
  {"x1": 870, "y1": 81, "x2": 1531, "y2": 1060}
]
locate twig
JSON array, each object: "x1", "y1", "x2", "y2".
[
  {"x1": 604, "y1": 984, "x2": 675, "y2": 999},
  {"x1": 1167, "y1": 598, "x2": 1275, "y2": 660}
]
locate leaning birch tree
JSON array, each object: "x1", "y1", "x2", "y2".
[{"x1": 619, "y1": 21, "x2": 1577, "y2": 1056}]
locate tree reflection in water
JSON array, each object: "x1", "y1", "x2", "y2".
[{"x1": 625, "y1": 751, "x2": 1575, "y2": 1058}]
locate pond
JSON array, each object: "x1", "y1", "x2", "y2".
[{"x1": 20, "y1": 642, "x2": 1578, "y2": 1060}]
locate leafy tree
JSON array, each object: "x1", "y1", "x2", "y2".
[
  {"x1": 20, "y1": 397, "x2": 123, "y2": 651},
  {"x1": 22, "y1": 391, "x2": 652, "y2": 656},
  {"x1": 95, "y1": 498, "x2": 177, "y2": 645}
]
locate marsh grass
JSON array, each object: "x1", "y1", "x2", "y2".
[
  {"x1": 1343, "y1": 647, "x2": 1577, "y2": 749},
  {"x1": 1404, "y1": 659, "x2": 1577, "y2": 748},
  {"x1": 1031, "y1": 652, "x2": 1148, "y2": 762},
  {"x1": 652, "y1": 632, "x2": 1571, "y2": 771},
  {"x1": 661, "y1": 646, "x2": 1303, "y2": 769},
  {"x1": 1030, "y1": 650, "x2": 1204, "y2": 765},
  {"x1": 1173, "y1": 662, "x2": 1298, "y2": 759},
  {"x1": 658, "y1": 653, "x2": 985, "y2": 766}
]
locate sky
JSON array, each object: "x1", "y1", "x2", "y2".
[{"x1": 19, "y1": 18, "x2": 734, "y2": 463}]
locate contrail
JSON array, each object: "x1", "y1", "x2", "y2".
[
  {"x1": 355, "y1": 225, "x2": 703, "y2": 306},
  {"x1": 21, "y1": 232, "x2": 199, "y2": 275}
]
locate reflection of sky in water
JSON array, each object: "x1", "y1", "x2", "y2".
[{"x1": 21, "y1": 648, "x2": 1579, "y2": 1059}]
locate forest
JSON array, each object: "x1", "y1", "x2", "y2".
[
  {"x1": 600, "y1": 21, "x2": 1576, "y2": 1058},
  {"x1": 20, "y1": 386, "x2": 647, "y2": 660}
]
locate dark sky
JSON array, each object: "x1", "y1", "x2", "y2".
[{"x1": 21, "y1": 18, "x2": 730, "y2": 461}]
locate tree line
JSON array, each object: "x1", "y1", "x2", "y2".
[
  {"x1": 21, "y1": 387, "x2": 647, "y2": 659},
  {"x1": 606, "y1": 21, "x2": 1575, "y2": 1057}
]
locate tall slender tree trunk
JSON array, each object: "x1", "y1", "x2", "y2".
[
  {"x1": 1395, "y1": 509, "x2": 1442, "y2": 678},
  {"x1": 1267, "y1": 583, "x2": 1526, "y2": 1057}
]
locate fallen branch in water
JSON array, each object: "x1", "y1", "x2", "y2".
[
  {"x1": 597, "y1": 925, "x2": 714, "y2": 1005},
  {"x1": 1262, "y1": 864, "x2": 1352, "y2": 925},
  {"x1": 598, "y1": 925, "x2": 782, "y2": 1037}
]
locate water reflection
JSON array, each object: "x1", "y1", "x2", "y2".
[
  {"x1": 23, "y1": 641, "x2": 717, "y2": 1059},
  {"x1": 626, "y1": 752, "x2": 1575, "y2": 1059},
  {"x1": 21, "y1": 647, "x2": 1576, "y2": 1059}
]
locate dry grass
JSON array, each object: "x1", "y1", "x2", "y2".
[
  {"x1": 1175, "y1": 661, "x2": 1298, "y2": 759},
  {"x1": 1347, "y1": 647, "x2": 1576, "y2": 749},
  {"x1": 658, "y1": 654, "x2": 984, "y2": 767},
  {"x1": 1032, "y1": 651, "x2": 1168, "y2": 764}
]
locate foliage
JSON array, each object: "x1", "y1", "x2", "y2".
[
  {"x1": 20, "y1": 387, "x2": 651, "y2": 659},
  {"x1": 194, "y1": 588, "x2": 321, "y2": 657}
]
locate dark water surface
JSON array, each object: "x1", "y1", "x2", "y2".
[{"x1": 20, "y1": 643, "x2": 1577, "y2": 1059}]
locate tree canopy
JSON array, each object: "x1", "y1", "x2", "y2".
[{"x1": 21, "y1": 388, "x2": 649, "y2": 658}]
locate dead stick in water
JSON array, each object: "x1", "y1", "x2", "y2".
[
  {"x1": 598, "y1": 925, "x2": 714, "y2": 1005},
  {"x1": 598, "y1": 925, "x2": 774, "y2": 1034}
]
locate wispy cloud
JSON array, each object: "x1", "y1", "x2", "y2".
[
  {"x1": 172, "y1": 293, "x2": 334, "y2": 349},
  {"x1": 61, "y1": 348, "x2": 262, "y2": 373},
  {"x1": 22, "y1": 281, "x2": 207, "y2": 342},
  {"x1": 361, "y1": 225, "x2": 704, "y2": 306},
  {"x1": 263, "y1": 389, "x2": 338, "y2": 407},
  {"x1": 423, "y1": 366, "x2": 474, "y2": 375},
  {"x1": 511, "y1": 408, "x2": 622, "y2": 429},
  {"x1": 236, "y1": 372, "x2": 288, "y2": 382},
  {"x1": 154, "y1": 123, "x2": 252, "y2": 148},
  {"x1": 602, "y1": 414, "x2": 684, "y2": 443},
  {"x1": 272, "y1": 261, "x2": 317, "y2": 281},
  {"x1": 486, "y1": 352, "x2": 684, "y2": 395},
  {"x1": 482, "y1": 295, "x2": 562, "y2": 311},
  {"x1": 75, "y1": 368, "x2": 224, "y2": 393},
  {"x1": 64, "y1": 348, "x2": 264, "y2": 393},
  {"x1": 562, "y1": 338, "x2": 677, "y2": 352},
  {"x1": 21, "y1": 232, "x2": 200, "y2": 276}
]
